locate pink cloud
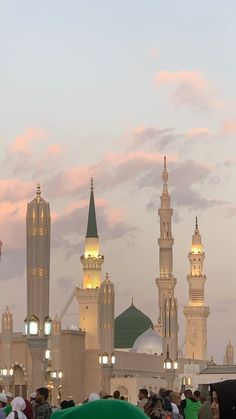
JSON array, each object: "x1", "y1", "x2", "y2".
[
  {"x1": 185, "y1": 127, "x2": 211, "y2": 139},
  {"x1": 148, "y1": 47, "x2": 160, "y2": 57},
  {"x1": 155, "y1": 70, "x2": 224, "y2": 110},
  {"x1": 47, "y1": 144, "x2": 63, "y2": 155},
  {"x1": 9, "y1": 127, "x2": 46, "y2": 155},
  {"x1": 0, "y1": 200, "x2": 27, "y2": 250},
  {"x1": 0, "y1": 179, "x2": 34, "y2": 202},
  {"x1": 221, "y1": 119, "x2": 236, "y2": 136},
  {"x1": 45, "y1": 151, "x2": 177, "y2": 199}
]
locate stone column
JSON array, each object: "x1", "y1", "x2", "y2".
[
  {"x1": 28, "y1": 337, "x2": 47, "y2": 395},
  {"x1": 101, "y1": 366, "x2": 112, "y2": 394}
]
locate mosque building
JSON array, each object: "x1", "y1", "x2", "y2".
[{"x1": 0, "y1": 157, "x2": 234, "y2": 403}]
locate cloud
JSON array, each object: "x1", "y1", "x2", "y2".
[
  {"x1": 47, "y1": 144, "x2": 63, "y2": 155},
  {"x1": 5, "y1": 127, "x2": 47, "y2": 175},
  {"x1": 144, "y1": 160, "x2": 222, "y2": 212},
  {"x1": 155, "y1": 70, "x2": 224, "y2": 110},
  {"x1": 126, "y1": 125, "x2": 177, "y2": 150},
  {"x1": 0, "y1": 248, "x2": 26, "y2": 281},
  {"x1": 46, "y1": 151, "x2": 168, "y2": 199},
  {"x1": 148, "y1": 47, "x2": 160, "y2": 57},
  {"x1": 220, "y1": 119, "x2": 236, "y2": 136},
  {"x1": 56, "y1": 275, "x2": 75, "y2": 289},
  {"x1": 0, "y1": 180, "x2": 34, "y2": 202},
  {"x1": 9, "y1": 127, "x2": 46, "y2": 155},
  {"x1": 52, "y1": 200, "x2": 136, "y2": 258},
  {"x1": 185, "y1": 127, "x2": 211, "y2": 139}
]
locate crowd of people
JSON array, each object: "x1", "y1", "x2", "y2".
[
  {"x1": 0, "y1": 380, "x2": 235, "y2": 419},
  {"x1": 137, "y1": 381, "x2": 236, "y2": 419}
]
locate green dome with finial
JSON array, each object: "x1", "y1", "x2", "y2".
[{"x1": 114, "y1": 300, "x2": 154, "y2": 349}]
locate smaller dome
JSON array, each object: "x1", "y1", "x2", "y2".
[{"x1": 132, "y1": 328, "x2": 162, "y2": 355}]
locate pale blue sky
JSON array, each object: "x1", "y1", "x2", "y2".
[{"x1": 0, "y1": 1, "x2": 236, "y2": 362}]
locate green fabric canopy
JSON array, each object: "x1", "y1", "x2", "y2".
[{"x1": 51, "y1": 400, "x2": 147, "y2": 419}]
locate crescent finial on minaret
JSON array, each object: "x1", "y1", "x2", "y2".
[{"x1": 195, "y1": 216, "x2": 198, "y2": 230}]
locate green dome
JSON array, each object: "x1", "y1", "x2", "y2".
[{"x1": 114, "y1": 302, "x2": 154, "y2": 349}]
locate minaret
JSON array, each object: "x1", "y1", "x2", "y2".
[
  {"x1": 76, "y1": 179, "x2": 104, "y2": 349},
  {"x1": 184, "y1": 218, "x2": 210, "y2": 360},
  {"x1": 26, "y1": 184, "x2": 51, "y2": 329},
  {"x1": 223, "y1": 341, "x2": 234, "y2": 365},
  {"x1": 162, "y1": 291, "x2": 178, "y2": 360},
  {"x1": 100, "y1": 273, "x2": 115, "y2": 359},
  {"x1": 81, "y1": 178, "x2": 104, "y2": 289},
  {"x1": 2, "y1": 307, "x2": 13, "y2": 372},
  {"x1": 51, "y1": 315, "x2": 62, "y2": 372},
  {"x1": 156, "y1": 157, "x2": 177, "y2": 326}
]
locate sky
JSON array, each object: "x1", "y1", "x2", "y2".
[{"x1": 0, "y1": 0, "x2": 236, "y2": 362}]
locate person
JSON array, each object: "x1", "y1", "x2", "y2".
[
  {"x1": 198, "y1": 391, "x2": 213, "y2": 419},
  {"x1": 181, "y1": 389, "x2": 200, "y2": 419},
  {"x1": 210, "y1": 380, "x2": 236, "y2": 419},
  {"x1": 60, "y1": 400, "x2": 75, "y2": 410},
  {"x1": 30, "y1": 394, "x2": 36, "y2": 419},
  {"x1": 98, "y1": 391, "x2": 107, "y2": 400},
  {"x1": 147, "y1": 394, "x2": 168, "y2": 419},
  {"x1": 193, "y1": 391, "x2": 200, "y2": 402},
  {"x1": 35, "y1": 388, "x2": 51, "y2": 419},
  {"x1": 158, "y1": 389, "x2": 172, "y2": 413},
  {"x1": 88, "y1": 393, "x2": 100, "y2": 402},
  {"x1": 137, "y1": 389, "x2": 149, "y2": 411},
  {"x1": 211, "y1": 391, "x2": 219, "y2": 419},
  {"x1": 6, "y1": 394, "x2": 13, "y2": 407},
  {"x1": 169, "y1": 392, "x2": 183, "y2": 419},
  {"x1": 22, "y1": 400, "x2": 33, "y2": 419},
  {"x1": 113, "y1": 391, "x2": 120, "y2": 400},
  {"x1": 6, "y1": 397, "x2": 27, "y2": 419},
  {"x1": 0, "y1": 394, "x2": 7, "y2": 419},
  {"x1": 3, "y1": 393, "x2": 13, "y2": 417}
]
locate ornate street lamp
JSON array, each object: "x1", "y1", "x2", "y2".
[
  {"x1": 50, "y1": 370, "x2": 63, "y2": 379},
  {"x1": 99, "y1": 352, "x2": 116, "y2": 366},
  {"x1": 163, "y1": 345, "x2": 172, "y2": 370},
  {"x1": 98, "y1": 352, "x2": 109, "y2": 365},
  {"x1": 111, "y1": 353, "x2": 116, "y2": 365},
  {"x1": 24, "y1": 315, "x2": 39, "y2": 336},
  {"x1": 173, "y1": 356, "x2": 178, "y2": 370},
  {"x1": 44, "y1": 316, "x2": 52, "y2": 336},
  {"x1": 0, "y1": 367, "x2": 13, "y2": 377}
]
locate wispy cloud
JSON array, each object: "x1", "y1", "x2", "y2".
[
  {"x1": 125, "y1": 125, "x2": 178, "y2": 150},
  {"x1": 155, "y1": 70, "x2": 224, "y2": 110},
  {"x1": 185, "y1": 127, "x2": 211, "y2": 139}
]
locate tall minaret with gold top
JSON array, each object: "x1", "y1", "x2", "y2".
[
  {"x1": 26, "y1": 184, "x2": 51, "y2": 330},
  {"x1": 76, "y1": 179, "x2": 105, "y2": 349},
  {"x1": 184, "y1": 218, "x2": 210, "y2": 360}
]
